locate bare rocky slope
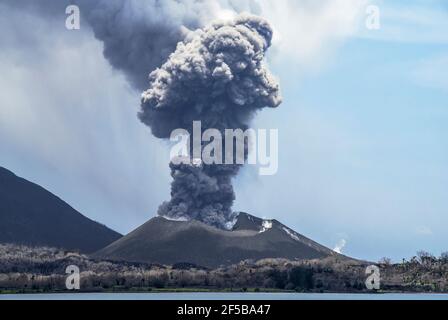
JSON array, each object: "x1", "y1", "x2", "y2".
[{"x1": 94, "y1": 213, "x2": 346, "y2": 268}]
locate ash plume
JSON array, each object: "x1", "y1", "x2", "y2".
[
  {"x1": 85, "y1": 0, "x2": 262, "y2": 91},
  {"x1": 85, "y1": 0, "x2": 205, "y2": 91},
  {"x1": 85, "y1": 0, "x2": 263, "y2": 91},
  {"x1": 5, "y1": 1, "x2": 280, "y2": 229},
  {"x1": 4, "y1": 0, "x2": 259, "y2": 92},
  {"x1": 140, "y1": 14, "x2": 282, "y2": 229}
]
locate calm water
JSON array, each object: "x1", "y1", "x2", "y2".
[{"x1": 1, "y1": 293, "x2": 448, "y2": 300}]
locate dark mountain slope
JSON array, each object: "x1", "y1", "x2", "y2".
[
  {"x1": 0, "y1": 166, "x2": 121, "y2": 253},
  {"x1": 94, "y1": 213, "x2": 345, "y2": 268}
]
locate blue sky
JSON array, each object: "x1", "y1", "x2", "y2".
[
  {"x1": 0, "y1": 0, "x2": 447, "y2": 262},
  {"x1": 245, "y1": 0, "x2": 448, "y2": 261}
]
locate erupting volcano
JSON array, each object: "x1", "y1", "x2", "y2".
[{"x1": 139, "y1": 14, "x2": 281, "y2": 229}]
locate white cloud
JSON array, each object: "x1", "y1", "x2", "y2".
[
  {"x1": 257, "y1": 0, "x2": 370, "y2": 69},
  {"x1": 206, "y1": 0, "x2": 371, "y2": 70},
  {"x1": 416, "y1": 226, "x2": 433, "y2": 236}
]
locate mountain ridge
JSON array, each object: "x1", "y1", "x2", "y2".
[
  {"x1": 0, "y1": 166, "x2": 122, "y2": 253},
  {"x1": 93, "y1": 212, "x2": 348, "y2": 268}
]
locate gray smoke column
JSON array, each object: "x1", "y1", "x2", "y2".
[
  {"x1": 140, "y1": 14, "x2": 282, "y2": 229},
  {"x1": 84, "y1": 0, "x2": 262, "y2": 91},
  {"x1": 85, "y1": 0, "x2": 261, "y2": 91},
  {"x1": 4, "y1": 1, "x2": 276, "y2": 229},
  {"x1": 85, "y1": 0, "x2": 207, "y2": 91},
  {"x1": 4, "y1": 0, "x2": 247, "y2": 92}
]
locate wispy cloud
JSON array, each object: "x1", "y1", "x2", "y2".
[
  {"x1": 358, "y1": 1, "x2": 448, "y2": 44},
  {"x1": 416, "y1": 226, "x2": 433, "y2": 236},
  {"x1": 258, "y1": 0, "x2": 370, "y2": 70}
]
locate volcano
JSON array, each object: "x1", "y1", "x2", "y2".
[{"x1": 93, "y1": 213, "x2": 344, "y2": 268}]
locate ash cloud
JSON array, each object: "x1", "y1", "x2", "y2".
[
  {"x1": 85, "y1": 0, "x2": 263, "y2": 91},
  {"x1": 140, "y1": 14, "x2": 281, "y2": 229},
  {"x1": 4, "y1": 0, "x2": 258, "y2": 92},
  {"x1": 86, "y1": 0, "x2": 205, "y2": 91},
  {"x1": 5, "y1": 1, "x2": 281, "y2": 229}
]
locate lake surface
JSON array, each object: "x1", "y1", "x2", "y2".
[{"x1": 2, "y1": 293, "x2": 448, "y2": 300}]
